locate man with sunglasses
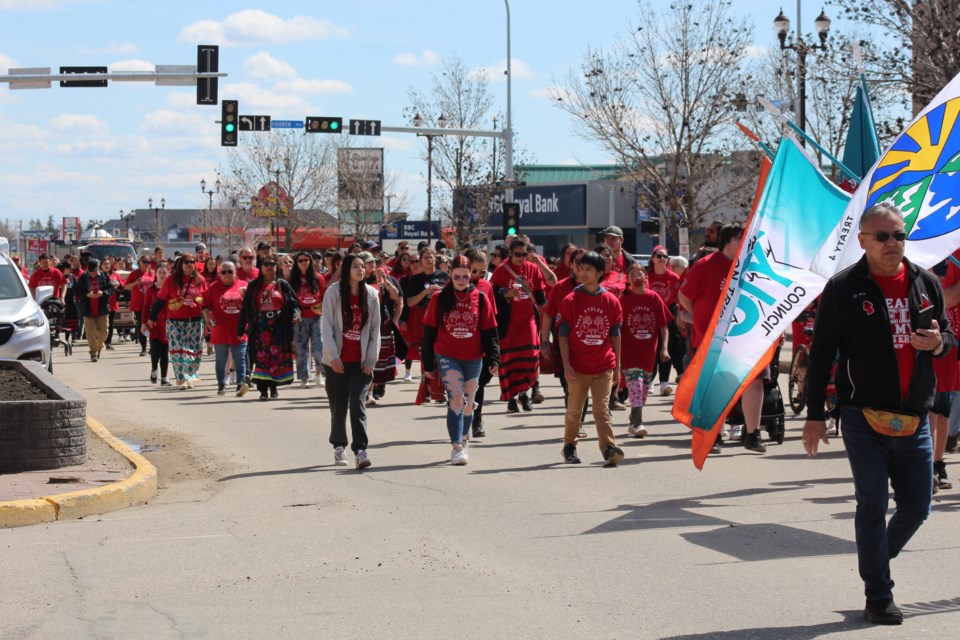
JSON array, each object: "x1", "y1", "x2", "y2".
[
  {"x1": 803, "y1": 203, "x2": 954, "y2": 626},
  {"x1": 236, "y1": 247, "x2": 259, "y2": 283}
]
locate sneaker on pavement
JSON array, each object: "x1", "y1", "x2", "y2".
[
  {"x1": 603, "y1": 445, "x2": 625, "y2": 467},
  {"x1": 507, "y1": 398, "x2": 520, "y2": 413},
  {"x1": 519, "y1": 394, "x2": 533, "y2": 412},
  {"x1": 105, "y1": 344, "x2": 115, "y2": 351},
  {"x1": 744, "y1": 430, "x2": 767, "y2": 453},
  {"x1": 217, "y1": 384, "x2": 226, "y2": 396},
  {"x1": 315, "y1": 372, "x2": 324, "y2": 386},
  {"x1": 160, "y1": 377, "x2": 171, "y2": 386},
  {"x1": 367, "y1": 396, "x2": 377, "y2": 407},
  {"x1": 139, "y1": 349, "x2": 147, "y2": 357},
  {"x1": 236, "y1": 383, "x2": 249, "y2": 397},
  {"x1": 471, "y1": 418, "x2": 486, "y2": 438},
  {"x1": 935, "y1": 460, "x2": 952, "y2": 490},
  {"x1": 627, "y1": 424, "x2": 648, "y2": 438},
  {"x1": 711, "y1": 435, "x2": 723, "y2": 455},
  {"x1": 609, "y1": 400, "x2": 627, "y2": 412},
  {"x1": 356, "y1": 449, "x2": 372, "y2": 470},
  {"x1": 403, "y1": 370, "x2": 413, "y2": 383},
  {"x1": 659, "y1": 382, "x2": 673, "y2": 396},
  {"x1": 531, "y1": 388, "x2": 545, "y2": 404},
  {"x1": 300, "y1": 379, "x2": 309, "y2": 388},
  {"x1": 451, "y1": 445, "x2": 468, "y2": 466},
  {"x1": 150, "y1": 369, "x2": 158, "y2": 384},
  {"x1": 562, "y1": 444, "x2": 581, "y2": 464},
  {"x1": 863, "y1": 598, "x2": 903, "y2": 625},
  {"x1": 227, "y1": 372, "x2": 237, "y2": 386},
  {"x1": 334, "y1": 447, "x2": 349, "y2": 466}
]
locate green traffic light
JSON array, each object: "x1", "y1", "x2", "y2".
[
  {"x1": 225, "y1": 123, "x2": 235, "y2": 132},
  {"x1": 330, "y1": 120, "x2": 339, "y2": 130},
  {"x1": 507, "y1": 227, "x2": 517, "y2": 235}
]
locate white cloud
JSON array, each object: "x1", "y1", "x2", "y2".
[
  {"x1": 745, "y1": 45, "x2": 773, "y2": 59},
  {"x1": 380, "y1": 137, "x2": 413, "y2": 152},
  {"x1": 0, "y1": 53, "x2": 20, "y2": 73},
  {"x1": 529, "y1": 85, "x2": 570, "y2": 101},
  {"x1": 474, "y1": 58, "x2": 534, "y2": 82},
  {"x1": 179, "y1": 10, "x2": 348, "y2": 47},
  {"x1": 49, "y1": 114, "x2": 110, "y2": 135},
  {"x1": 110, "y1": 59, "x2": 154, "y2": 72},
  {"x1": 227, "y1": 82, "x2": 310, "y2": 112},
  {"x1": 392, "y1": 50, "x2": 439, "y2": 66},
  {"x1": 274, "y1": 78, "x2": 351, "y2": 95},
  {"x1": 243, "y1": 52, "x2": 297, "y2": 82}
]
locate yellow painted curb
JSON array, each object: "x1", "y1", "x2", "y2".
[{"x1": 0, "y1": 416, "x2": 157, "y2": 528}]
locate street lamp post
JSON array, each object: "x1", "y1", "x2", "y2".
[
  {"x1": 774, "y1": 3, "x2": 831, "y2": 135},
  {"x1": 118, "y1": 209, "x2": 134, "y2": 243},
  {"x1": 147, "y1": 196, "x2": 166, "y2": 250},
  {"x1": 200, "y1": 177, "x2": 221, "y2": 247},
  {"x1": 266, "y1": 156, "x2": 290, "y2": 249},
  {"x1": 413, "y1": 113, "x2": 447, "y2": 244}
]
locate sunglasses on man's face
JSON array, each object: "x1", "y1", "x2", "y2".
[
  {"x1": 220, "y1": 270, "x2": 236, "y2": 275},
  {"x1": 241, "y1": 256, "x2": 254, "y2": 260},
  {"x1": 262, "y1": 262, "x2": 278, "y2": 267},
  {"x1": 513, "y1": 252, "x2": 528, "y2": 258},
  {"x1": 654, "y1": 254, "x2": 668, "y2": 259},
  {"x1": 862, "y1": 230, "x2": 907, "y2": 243}
]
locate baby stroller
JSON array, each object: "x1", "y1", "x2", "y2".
[
  {"x1": 40, "y1": 297, "x2": 71, "y2": 357},
  {"x1": 726, "y1": 343, "x2": 787, "y2": 445}
]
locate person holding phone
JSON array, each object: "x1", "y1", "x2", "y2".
[{"x1": 803, "y1": 203, "x2": 954, "y2": 625}]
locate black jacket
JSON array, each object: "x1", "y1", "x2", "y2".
[
  {"x1": 806, "y1": 256, "x2": 954, "y2": 420},
  {"x1": 73, "y1": 270, "x2": 115, "y2": 318},
  {"x1": 237, "y1": 278, "x2": 301, "y2": 348}
]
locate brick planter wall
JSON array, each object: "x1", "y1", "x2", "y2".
[{"x1": 0, "y1": 361, "x2": 87, "y2": 472}]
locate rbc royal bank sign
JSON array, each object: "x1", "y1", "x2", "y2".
[{"x1": 474, "y1": 185, "x2": 586, "y2": 228}]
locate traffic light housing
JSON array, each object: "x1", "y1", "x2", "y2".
[
  {"x1": 502, "y1": 202, "x2": 520, "y2": 238},
  {"x1": 221, "y1": 100, "x2": 238, "y2": 147},
  {"x1": 306, "y1": 117, "x2": 342, "y2": 133}
]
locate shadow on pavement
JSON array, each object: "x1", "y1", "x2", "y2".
[{"x1": 660, "y1": 597, "x2": 960, "y2": 639}]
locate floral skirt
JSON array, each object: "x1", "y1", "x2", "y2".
[
  {"x1": 167, "y1": 317, "x2": 203, "y2": 383},
  {"x1": 251, "y1": 312, "x2": 294, "y2": 386}
]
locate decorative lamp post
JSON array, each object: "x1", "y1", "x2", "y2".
[
  {"x1": 147, "y1": 196, "x2": 166, "y2": 249},
  {"x1": 200, "y1": 177, "x2": 221, "y2": 246},
  {"x1": 774, "y1": 4, "x2": 831, "y2": 136},
  {"x1": 413, "y1": 112, "x2": 447, "y2": 243}
]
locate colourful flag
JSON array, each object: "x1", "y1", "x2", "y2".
[
  {"x1": 673, "y1": 139, "x2": 850, "y2": 469},
  {"x1": 813, "y1": 71, "x2": 960, "y2": 275}
]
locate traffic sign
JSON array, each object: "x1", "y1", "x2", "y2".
[
  {"x1": 196, "y1": 45, "x2": 219, "y2": 106},
  {"x1": 239, "y1": 115, "x2": 271, "y2": 131},
  {"x1": 272, "y1": 120, "x2": 304, "y2": 129},
  {"x1": 496, "y1": 180, "x2": 527, "y2": 188},
  {"x1": 59, "y1": 66, "x2": 107, "y2": 87},
  {"x1": 350, "y1": 119, "x2": 381, "y2": 136}
]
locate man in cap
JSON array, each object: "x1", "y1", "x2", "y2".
[
  {"x1": 255, "y1": 241, "x2": 272, "y2": 268},
  {"x1": 195, "y1": 243, "x2": 209, "y2": 274},
  {"x1": 602, "y1": 226, "x2": 636, "y2": 274}
]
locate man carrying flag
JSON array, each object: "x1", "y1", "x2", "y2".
[{"x1": 803, "y1": 203, "x2": 954, "y2": 626}]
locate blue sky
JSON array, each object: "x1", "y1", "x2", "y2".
[{"x1": 0, "y1": 0, "x2": 808, "y2": 228}]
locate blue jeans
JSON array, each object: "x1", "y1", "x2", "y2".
[
  {"x1": 214, "y1": 342, "x2": 248, "y2": 387},
  {"x1": 294, "y1": 316, "x2": 323, "y2": 381},
  {"x1": 436, "y1": 356, "x2": 483, "y2": 444},
  {"x1": 949, "y1": 392, "x2": 960, "y2": 437},
  {"x1": 840, "y1": 405, "x2": 933, "y2": 601}
]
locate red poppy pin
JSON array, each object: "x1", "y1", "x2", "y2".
[
  {"x1": 919, "y1": 293, "x2": 934, "y2": 314},
  {"x1": 863, "y1": 301, "x2": 875, "y2": 316}
]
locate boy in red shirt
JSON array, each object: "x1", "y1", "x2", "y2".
[
  {"x1": 28, "y1": 253, "x2": 66, "y2": 301},
  {"x1": 558, "y1": 251, "x2": 625, "y2": 466}
]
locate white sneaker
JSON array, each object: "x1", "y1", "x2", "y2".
[
  {"x1": 356, "y1": 449, "x2": 372, "y2": 470},
  {"x1": 403, "y1": 370, "x2": 413, "y2": 383},
  {"x1": 176, "y1": 380, "x2": 186, "y2": 390},
  {"x1": 300, "y1": 379, "x2": 309, "y2": 388},
  {"x1": 315, "y1": 372, "x2": 323, "y2": 386},
  {"x1": 334, "y1": 447, "x2": 349, "y2": 466},
  {"x1": 659, "y1": 382, "x2": 673, "y2": 396},
  {"x1": 227, "y1": 372, "x2": 236, "y2": 386},
  {"x1": 627, "y1": 424, "x2": 648, "y2": 438},
  {"x1": 728, "y1": 424, "x2": 744, "y2": 441},
  {"x1": 451, "y1": 445, "x2": 468, "y2": 465}
]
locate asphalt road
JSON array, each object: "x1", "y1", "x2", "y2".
[{"x1": 2, "y1": 344, "x2": 960, "y2": 639}]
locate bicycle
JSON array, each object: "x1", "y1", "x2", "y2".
[{"x1": 788, "y1": 326, "x2": 813, "y2": 414}]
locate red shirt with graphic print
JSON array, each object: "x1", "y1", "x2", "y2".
[
  {"x1": 424, "y1": 287, "x2": 498, "y2": 361},
  {"x1": 620, "y1": 288, "x2": 673, "y2": 371},
  {"x1": 558, "y1": 286, "x2": 623, "y2": 375},
  {"x1": 874, "y1": 268, "x2": 914, "y2": 401},
  {"x1": 340, "y1": 293, "x2": 364, "y2": 363},
  {"x1": 202, "y1": 280, "x2": 247, "y2": 345}
]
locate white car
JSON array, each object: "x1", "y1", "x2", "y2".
[{"x1": 0, "y1": 251, "x2": 52, "y2": 371}]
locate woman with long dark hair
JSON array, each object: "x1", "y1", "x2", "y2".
[
  {"x1": 401, "y1": 247, "x2": 449, "y2": 399},
  {"x1": 149, "y1": 253, "x2": 206, "y2": 388},
  {"x1": 142, "y1": 262, "x2": 171, "y2": 385},
  {"x1": 422, "y1": 256, "x2": 499, "y2": 465},
  {"x1": 238, "y1": 252, "x2": 300, "y2": 400},
  {"x1": 646, "y1": 246, "x2": 685, "y2": 394},
  {"x1": 321, "y1": 254, "x2": 381, "y2": 469},
  {"x1": 288, "y1": 250, "x2": 325, "y2": 387},
  {"x1": 553, "y1": 242, "x2": 578, "y2": 282}
]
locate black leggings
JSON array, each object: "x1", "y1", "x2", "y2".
[
  {"x1": 134, "y1": 312, "x2": 147, "y2": 351},
  {"x1": 657, "y1": 317, "x2": 687, "y2": 383},
  {"x1": 105, "y1": 310, "x2": 116, "y2": 345},
  {"x1": 150, "y1": 338, "x2": 168, "y2": 377}
]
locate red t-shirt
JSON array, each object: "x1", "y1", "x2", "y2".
[
  {"x1": 646, "y1": 270, "x2": 680, "y2": 307},
  {"x1": 297, "y1": 280, "x2": 325, "y2": 319},
  {"x1": 203, "y1": 280, "x2": 247, "y2": 345},
  {"x1": 87, "y1": 275, "x2": 102, "y2": 317},
  {"x1": 614, "y1": 252, "x2": 629, "y2": 274},
  {"x1": 473, "y1": 276, "x2": 495, "y2": 304},
  {"x1": 340, "y1": 293, "x2": 363, "y2": 363},
  {"x1": 124, "y1": 268, "x2": 151, "y2": 312},
  {"x1": 255, "y1": 282, "x2": 283, "y2": 312},
  {"x1": 620, "y1": 289, "x2": 673, "y2": 371},
  {"x1": 108, "y1": 272, "x2": 123, "y2": 312},
  {"x1": 545, "y1": 276, "x2": 577, "y2": 322},
  {"x1": 489, "y1": 260, "x2": 546, "y2": 320},
  {"x1": 874, "y1": 268, "x2": 914, "y2": 401},
  {"x1": 143, "y1": 285, "x2": 168, "y2": 343},
  {"x1": 558, "y1": 286, "x2": 622, "y2": 375},
  {"x1": 680, "y1": 250, "x2": 732, "y2": 348},
  {"x1": 157, "y1": 275, "x2": 206, "y2": 320},
  {"x1": 424, "y1": 287, "x2": 498, "y2": 361},
  {"x1": 28, "y1": 267, "x2": 66, "y2": 297},
  {"x1": 236, "y1": 266, "x2": 259, "y2": 283},
  {"x1": 601, "y1": 270, "x2": 627, "y2": 298}
]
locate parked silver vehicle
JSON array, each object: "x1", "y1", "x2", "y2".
[{"x1": 0, "y1": 250, "x2": 52, "y2": 372}]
